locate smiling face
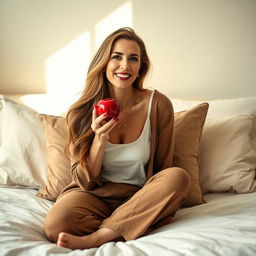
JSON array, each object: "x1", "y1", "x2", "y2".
[{"x1": 105, "y1": 39, "x2": 141, "y2": 89}]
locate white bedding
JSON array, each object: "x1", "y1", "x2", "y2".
[
  {"x1": 1, "y1": 186, "x2": 256, "y2": 256},
  {"x1": 1, "y1": 96, "x2": 256, "y2": 256}
]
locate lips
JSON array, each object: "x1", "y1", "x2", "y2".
[{"x1": 115, "y1": 73, "x2": 131, "y2": 80}]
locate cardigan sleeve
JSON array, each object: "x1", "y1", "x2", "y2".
[
  {"x1": 154, "y1": 92, "x2": 175, "y2": 172},
  {"x1": 70, "y1": 161, "x2": 103, "y2": 191},
  {"x1": 66, "y1": 128, "x2": 103, "y2": 190}
]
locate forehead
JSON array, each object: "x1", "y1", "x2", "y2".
[{"x1": 112, "y1": 39, "x2": 140, "y2": 55}]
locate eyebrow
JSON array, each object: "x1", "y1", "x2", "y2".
[{"x1": 112, "y1": 51, "x2": 140, "y2": 57}]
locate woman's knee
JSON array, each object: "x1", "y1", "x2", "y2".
[
  {"x1": 44, "y1": 191, "x2": 109, "y2": 242},
  {"x1": 44, "y1": 205, "x2": 74, "y2": 242},
  {"x1": 156, "y1": 167, "x2": 191, "y2": 193}
]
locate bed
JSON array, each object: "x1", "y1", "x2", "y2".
[{"x1": 0, "y1": 94, "x2": 256, "y2": 256}]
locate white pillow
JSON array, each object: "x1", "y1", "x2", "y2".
[
  {"x1": 0, "y1": 96, "x2": 47, "y2": 188},
  {"x1": 171, "y1": 96, "x2": 256, "y2": 117},
  {"x1": 199, "y1": 115, "x2": 256, "y2": 193}
]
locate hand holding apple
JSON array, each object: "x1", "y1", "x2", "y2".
[{"x1": 95, "y1": 98, "x2": 120, "y2": 121}]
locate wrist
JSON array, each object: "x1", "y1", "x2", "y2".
[{"x1": 94, "y1": 133, "x2": 109, "y2": 145}]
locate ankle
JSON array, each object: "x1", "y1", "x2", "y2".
[
  {"x1": 91, "y1": 228, "x2": 121, "y2": 246},
  {"x1": 87, "y1": 232, "x2": 101, "y2": 247}
]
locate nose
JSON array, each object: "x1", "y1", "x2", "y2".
[{"x1": 120, "y1": 58, "x2": 129, "y2": 70}]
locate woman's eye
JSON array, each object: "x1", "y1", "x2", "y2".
[
  {"x1": 129, "y1": 57, "x2": 139, "y2": 62},
  {"x1": 112, "y1": 55, "x2": 121, "y2": 60}
]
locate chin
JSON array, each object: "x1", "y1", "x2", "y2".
[{"x1": 110, "y1": 82, "x2": 134, "y2": 90}]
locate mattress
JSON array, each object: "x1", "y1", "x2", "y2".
[{"x1": 1, "y1": 186, "x2": 256, "y2": 256}]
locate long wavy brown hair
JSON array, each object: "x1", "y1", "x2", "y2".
[{"x1": 65, "y1": 27, "x2": 151, "y2": 166}]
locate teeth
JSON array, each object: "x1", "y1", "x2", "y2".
[{"x1": 116, "y1": 73, "x2": 130, "y2": 78}]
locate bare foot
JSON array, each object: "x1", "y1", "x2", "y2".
[
  {"x1": 57, "y1": 228, "x2": 121, "y2": 250},
  {"x1": 57, "y1": 232, "x2": 89, "y2": 250}
]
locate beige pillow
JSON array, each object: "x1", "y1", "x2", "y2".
[
  {"x1": 37, "y1": 114, "x2": 72, "y2": 201},
  {"x1": 199, "y1": 115, "x2": 256, "y2": 193},
  {"x1": 174, "y1": 103, "x2": 209, "y2": 207}
]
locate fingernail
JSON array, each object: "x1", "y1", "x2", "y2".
[{"x1": 114, "y1": 117, "x2": 119, "y2": 121}]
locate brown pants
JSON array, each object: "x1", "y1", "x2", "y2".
[{"x1": 45, "y1": 167, "x2": 191, "y2": 242}]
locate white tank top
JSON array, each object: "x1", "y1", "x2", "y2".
[{"x1": 101, "y1": 90, "x2": 155, "y2": 187}]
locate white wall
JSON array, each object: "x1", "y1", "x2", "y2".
[
  {"x1": 134, "y1": 0, "x2": 256, "y2": 99},
  {"x1": 0, "y1": 0, "x2": 255, "y2": 114}
]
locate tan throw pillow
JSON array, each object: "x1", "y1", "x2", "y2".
[
  {"x1": 174, "y1": 103, "x2": 209, "y2": 207},
  {"x1": 37, "y1": 114, "x2": 72, "y2": 201}
]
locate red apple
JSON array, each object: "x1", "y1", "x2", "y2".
[{"x1": 95, "y1": 98, "x2": 120, "y2": 121}]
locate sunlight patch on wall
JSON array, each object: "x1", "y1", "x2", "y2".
[
  {"x1": 21, "y1": 94, "x2": 67, "y2": 115},
  {"x1": 95, "y1": 1, "x2": 133, "y2": 49},
  {"x1": 45, "y1": 32, "x2": 91, "y2": 109},
  {"x1": 22, "y1": 32, "x2": 91, "y2": 115}
]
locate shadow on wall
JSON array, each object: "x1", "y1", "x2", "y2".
[{"x1": 2, "y1": 1, "x2": 133, "y2": 115}]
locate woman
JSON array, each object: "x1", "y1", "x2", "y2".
[{"x1": 44, "y1": 27, "x2": 191, "y2": 250}]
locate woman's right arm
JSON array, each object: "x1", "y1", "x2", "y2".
[
  {"x1": 87, "y1": 108, "x2": 118, "y2": 178},
  {"x1": 70, "y1": 108, "x2": 118, "y2": 190}
]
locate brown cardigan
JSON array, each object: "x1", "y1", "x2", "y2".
[{"x1": 60, "y1": 90, "x2": 175, "y2": 198}]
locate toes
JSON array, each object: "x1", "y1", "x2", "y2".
[
  {"x1": 57, "y1": 232, "x2": 68, "y2": 248},
  {"x1": 58, "y1": 232, "x2": 66, "y2": 240},
  {"x1": 57, "y1": 240, "x2": 68, "y2": 248}
]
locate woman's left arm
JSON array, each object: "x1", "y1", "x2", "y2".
[{"x1": 154, "y1": 94, "x2": 175, "y2": 171}]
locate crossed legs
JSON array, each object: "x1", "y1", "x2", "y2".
[{"x1": 45, "y1": 167, "x2": 191, "y2": 249}]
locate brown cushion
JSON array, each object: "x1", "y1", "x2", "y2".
[
  {"x1": 36, "y1": 114, "x2": 71, "y2": 201},
  {"x1": 174, "y1": 103, "x2": 209, "y2": 206},
  {"x1": 37, "y1": 103, "x2": 208, "y2": 206}
]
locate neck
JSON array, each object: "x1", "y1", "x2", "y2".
[{"x1": 107, "y1": 86, "x2": 136, "y2": 111}]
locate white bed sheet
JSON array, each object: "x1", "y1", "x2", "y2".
[{"x1": 0, "y1": 186, "x2": 256, "y2": 256}]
